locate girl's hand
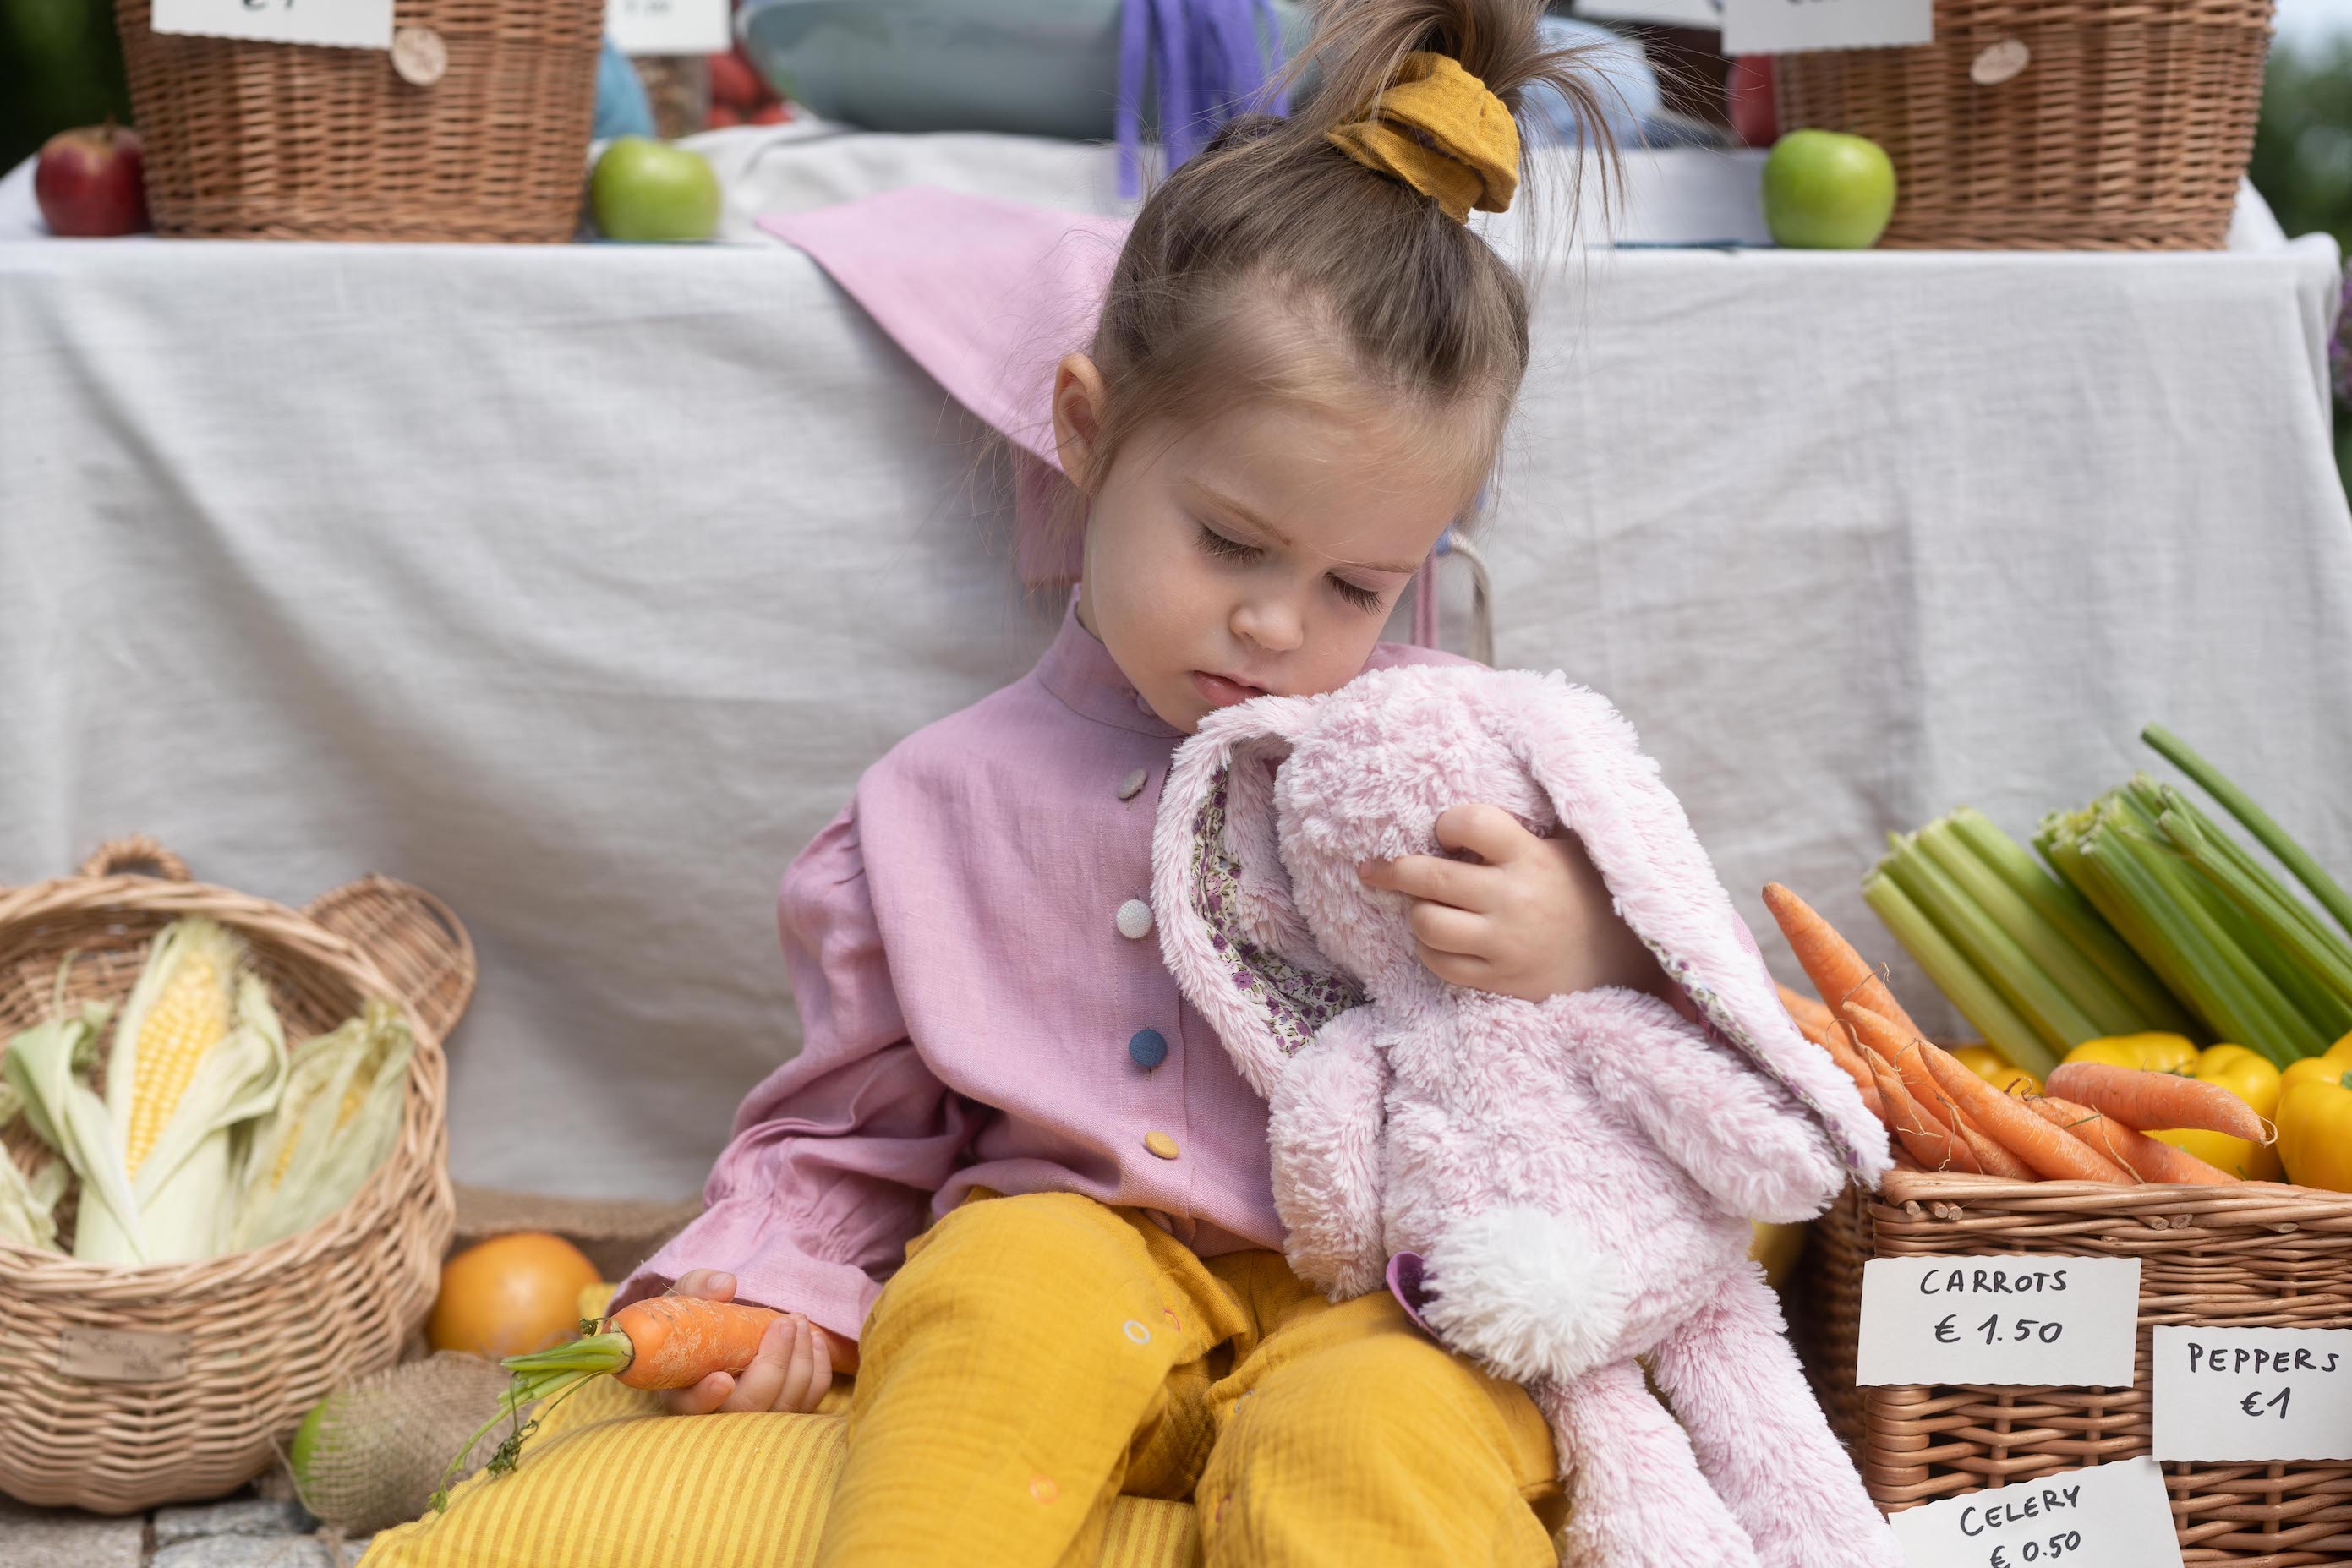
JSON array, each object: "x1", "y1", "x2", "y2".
[
  {"x1": 658, "y1": 1269, "x2": 838, "y2": 1416},
  {"x1": 1358, "y1": 803, "x2": 1671, "y2": 1003}
]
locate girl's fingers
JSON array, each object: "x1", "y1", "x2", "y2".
[
  {"x1": 1361, "y1": 853, "x2": 1498, "y2": 912},
  {"x1": 719, "y1": 1318, "x2": 795, "y2": 1413},
  {"x1": 781, "y1": 1315, "x2": 833, "y2": 1412},
  {"x1": 1415, "y1": 942, "x2": 1496, "y2": 990},
  {"x1": 1435, "y1": 803, "x2": 1536, "y2": 865},
  {"x1": 665, "y1": 1369, "x2": 736, "y2": 1415},
  {"x1": 673, "y1": 1269, "x2": 736, "y2": 1303},
  {"x1": 1408, "y1": 899, "x2": 1491, "y2": 959}
]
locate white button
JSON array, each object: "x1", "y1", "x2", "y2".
[
  {"x1": 1118, "y1": 768, "x2": 1148, "y2": 801},
  {"x1": 1117, "y1": 899, "x2": 1154, "y2": 940}
]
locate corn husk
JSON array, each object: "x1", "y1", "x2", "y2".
[
  {"x1": 0, "y1": 997, "x2": 144, "y2": 1256},
  {"x1": 233, "y1": 1001, "x2": 413, "y2": 1250}
]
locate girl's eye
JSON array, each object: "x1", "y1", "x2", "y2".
[
  {"x1": 1195, "y1": 523, "x2": 1260, "y2": 562},
  {"x1": 1330, "y1": 577, "x2": 1387, "y2": 614}
]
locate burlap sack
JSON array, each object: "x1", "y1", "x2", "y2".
[{"x1": 284, "y1": 1352, "x2": 524, "y2": 1534}]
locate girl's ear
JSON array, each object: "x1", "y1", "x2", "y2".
[
  {"x1": 1496, "y1": 672, "x2": 1893, "y2": 1183},
  {"x1": 1051, "y1": 352, "x2": 1109, "y2": 493},
  {"x1": 1153, "y1": 694, "x2": 1360, "y2": 1099}
]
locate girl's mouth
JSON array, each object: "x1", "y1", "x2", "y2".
[{"x1": 1191, "y1": 670, "x2": 1269, "y2": 708}]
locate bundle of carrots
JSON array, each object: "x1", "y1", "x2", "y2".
[{"x1": 1763, "y1": 883, "x2": 2276, "y2": 1188}]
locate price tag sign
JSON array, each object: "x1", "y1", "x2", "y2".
[
  {"x1": 1887, "y1": 1457, "x2": 2184, "y2": 1568},
  {"x1": 1857, "y1": 1257, "x2": 2141, "y2": 1388},
  {"x1": 1721, "y1": 0, "x2": 1933, "y2": 55},
  {"x1": 151, "y1": 0, "x2": 392, "y2": 50},
  {"x1": 607, "y1": 0, "x2": 730, "y2": 57},
  {"x1": 2152, "y1": 1327, "x2": 2352, "y2": 1461}
]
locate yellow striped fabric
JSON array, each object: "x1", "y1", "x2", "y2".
[{"x1": 358, "y1": 1374, "x2": 1199, "y2": 1568}]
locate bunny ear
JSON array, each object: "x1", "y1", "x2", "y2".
[
  {"x1": 1496, "y1": 672, "x2": 1893, "y2": 1183},
  {"x1": 1152, "y1": 695, "x2": 1364, "y2": 1100}
]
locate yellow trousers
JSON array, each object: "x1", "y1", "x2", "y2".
[{"x1": 816, "y1": 1191, "x2": 1562, "y2": 1568}]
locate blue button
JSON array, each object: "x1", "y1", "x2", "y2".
[{"x1": 1128, "y1": 1028, "x2": 1168, "y2": 1070}]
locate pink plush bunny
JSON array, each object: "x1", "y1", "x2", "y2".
[{"x1": 1151, "y1": 664, "x2": 1901, "y2": 1568}]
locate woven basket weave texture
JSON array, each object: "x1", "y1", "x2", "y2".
[
  {"x1": 1774, "y1": 0, "x2": 2274, "y2": 249},
  {"x1": 1801, "y1": 1170, "x2": 2352, "y2": 1562},
  {"x1": 0, "y1": 839, "x2": 474, "y2": 1514},
  {"x1": 114, "y1": 0, "x2": 601, "y2": 242}
]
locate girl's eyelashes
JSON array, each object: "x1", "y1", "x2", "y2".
[
  {"x1": 1194, "y1": 519, "x2": 1387, "y2": 613},
  {"x1": 1195, "y1": 522, "x2": 1260, "y2": 561}
]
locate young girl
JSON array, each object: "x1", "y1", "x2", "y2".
[{"x1": 613, "y1": 3, "x2": 1654, "y2": 1561}]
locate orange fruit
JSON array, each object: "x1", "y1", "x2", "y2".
[{"x1": 426, "y1": 1232, "x2": 604, "y2": 1360}]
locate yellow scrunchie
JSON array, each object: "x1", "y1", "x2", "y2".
[{"x1": 1324, "y1": 52, "x2": 1519, "y2": 223}]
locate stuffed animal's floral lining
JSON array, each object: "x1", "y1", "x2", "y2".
[{"x1": 1190, "y1": 773, "x2": 1364, "y2": 1057}]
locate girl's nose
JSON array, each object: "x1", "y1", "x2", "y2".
[{"x1": 1232, "y1": 594, "x2": 1304, "y2": 653}]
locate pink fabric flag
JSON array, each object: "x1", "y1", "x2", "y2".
[{"x1": 761, "y1": 188, "x2": 1129, "y2": 587}]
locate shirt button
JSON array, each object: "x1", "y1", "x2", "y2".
[
  {"x1": 1129, "y1": 1028, "x2": 1168, "y2": 1070},
  {"x1": 1144, "y1": 1129, "x2": 1180, "y2": 1160},
  {"x1": 1118, "y1": 768, "x2": 1148, "y2": 801},
  {"x1": 1116, "y1": 899, "x2": 1154, "y2": 940}
]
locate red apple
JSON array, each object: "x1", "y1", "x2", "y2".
[
  {"x1": 706, "y1": 52, "x2": 763, "y2": 112},
  {"x1": 35, "y1": 122, "x2": 150, "y2": 238},
  {"x1": 705, "y1": 103, "x2": 742, "y2": 129}
]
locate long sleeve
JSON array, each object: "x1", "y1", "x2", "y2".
[{"x1": 610, "y1": 803, "x2": 982, "y2": 1343}]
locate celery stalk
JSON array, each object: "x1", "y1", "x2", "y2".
[
  {"x1": 2070, "y1": 809, "x2": 2323, "y2": 1066},
  {"x1": 1862, "y1": 871, "x2": 2056, "y2": 1076},
  {"x1": 2153, "y1": 784, "x2": 2352, "y2": 1002},
  {"x1": 1915, "y1": 817, "x2": 2146, "y2": 1035},
  {"x1": 2144, "y1": 724, "x2": 2352, "y2": 942},
  {"x1": 1948, "y1": 808, "x2": 2196, "y2": 1035},
  {"x1": 1879, "y1": 833, "x2": 2103, "y2": 1057},
  {"x1": 2158, "y1": 807, "x2": 2352, "y2": 1035}
]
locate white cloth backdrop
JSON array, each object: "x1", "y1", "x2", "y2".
[{"x1": 2, "y1": 128, "x2": 2346, "y2": 1199}]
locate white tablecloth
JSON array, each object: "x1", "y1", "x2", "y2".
[{"x1": 3, "y1": 128, "x2": 2345, "y2": 1199}]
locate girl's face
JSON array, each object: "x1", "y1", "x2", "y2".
[{"x1": 1053, "y1": 354, "x2": 1481, "y2": 735}]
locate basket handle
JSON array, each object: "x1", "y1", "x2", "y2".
[
  {"x1": 303, "y1": 875, "x2": 479, "y2": 1046},
  {"x1": 78, "y1": 836, "x2": 192, "y2": 882}
]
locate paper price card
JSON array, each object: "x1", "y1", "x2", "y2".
[
  {"x1": 1856, "y1": 1257, "x2": 2141, "y2": 1388},
  {"x1": 607, "y1": 0, "x2": 730, "y2": 57},
  {"x1": 2152, "y1": 1327, "x2": 2352, "y2": 1461},
  {"x1": 1721, "y1": 0, "x2": 1934, "y2": 56},
  {"x1": 1888, "y1": 1457, "x2": 2184, "y2": 1568},
  {"x1": 151, "y1": 0, "x2": 391, "y2": 49}
]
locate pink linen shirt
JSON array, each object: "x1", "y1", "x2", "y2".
[{"x1": 614, "y1": 598, "x2": 1462, "y2": 1343}]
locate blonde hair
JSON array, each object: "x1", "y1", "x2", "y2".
[{"x1": 1068, "y1": 0, "x2": 1618, "y2": 515}]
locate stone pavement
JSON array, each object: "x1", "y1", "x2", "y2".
[{"x1": 0, "y1": 1482, "x2": 374, "y2": 1568}]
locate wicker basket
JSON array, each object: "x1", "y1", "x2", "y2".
[
  {"x1": 1796, "y1": 1169, "x2": 2352, "y2": 1562},
  {"x1": 114, "y1": 0, "x2": 602, "y2": 242},
  {"x1": 0, "y1": 838, "x2": 476, "y2": 1514},
  {"x1": 1772, "y1": 0, "x2": 2275, "y2": 250}
]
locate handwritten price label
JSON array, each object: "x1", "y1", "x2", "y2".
[
  {"x1": 1857, "y1": 1257, "x2": 2141, "y2": 1388},
  {"x1": 2152, "y1": 1327, "x2": 2352, "y2": 1461},
  {"x1": 1721, "y1": 0, "x2": 1933, "y2": 55},
  {"x1": 1887, "y1": 1457, "x2": 2184, "y2": 1568},
  {"x1": 606, "y1": 0, "x2": 730, "y2": 56},
  {"x1": 151, "y1": 0, "x2": 391, "y2": 48}
]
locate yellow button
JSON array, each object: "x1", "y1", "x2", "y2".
[
  {"x1": 1144, "y1": 1130, "x2": 1179, "y2": 1160},
  {"x1": 1030, "y1": 1473, "x2": 1058, "y2": 1504}
]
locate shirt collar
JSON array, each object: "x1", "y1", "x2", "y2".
[{"x1": 1035, "y1": 592, "x2": 1184, "y2": 739}]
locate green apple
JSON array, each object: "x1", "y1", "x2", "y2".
[
  {"x1": 1762, "y1": 129, "x2": 1897, "y2": 250},
  {"x1": 590, "y1": 136, "x2": 721, "y2": 243}
]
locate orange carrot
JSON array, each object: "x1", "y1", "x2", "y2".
[
  {"x1": 1857, "y1": 1040, "x2": 1979, "y2": 1172},
  {"x1": 2045, "y1": 1062, "x2": 2269, "y2": 1143},
  {"x1": 431, "y1": 1293, "x2": 855, "y2": 1511},
  {"x1": 1881, "y1": 1020, "x2": 2145, "y2": 1175},
  {"x1": 1854, "y1": 1013, "x2": 2130, "y2": 1183},
  {"x1": 1955, "y1": 1118, "x2": 2037, "y2": 1180},
  {"x1": 2027, "y1": 1096, "x2": 2237, "y2": 1185},
  {"x1": 1762, "y1": 883, "x2": 1923, "y2": 1039},
  {"x1": 1779, "y1": 983, "x2": 1836, "y2": 1035},
  {"x1": 1794, "y1": 1015, "x2": 1888, "y2": 1120}
]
